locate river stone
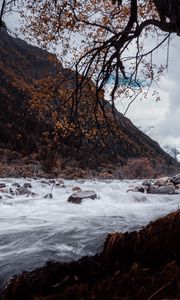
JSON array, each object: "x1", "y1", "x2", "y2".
[
  {"x1": 166, "y1": 182, "x2": 174, "y2": 186},
  {"x1": 12, "y1": 183, "x2": 20, "y2": 188},
  {"x1": 156, "y1": 185, "x2": 176, "y2": 195},
  {"x1": 0, "y1": 183, "x2": 6, "y2": 188},
  {"x1": 147, "y1": 185, "x2": 160, "y2": 194},
  {"x1": 137, "y1": 186, "x2": 146, "y2": 193},
  {"x1": 49, "y1": 179, "x2": 56, "y2": 184},
  {"x1": 72, "y1": 186, "x2": 82, "y2": 192},
  {"x1": 16, "y1": 186, "x2": 35, "y2": 196},
  {"x1": 67, "y1": 190, "x2": 97, "y2": 204},
  {"x1": 154, "y1": 177, "x2": 169, "y2": 186},
  {"x1": 23, "y1": 183, "x2": 32, "y2": 188},
  {"x1": 57, "y1": 179, "x2": 64, "y2": 185},
  {"x1": 142, "y1": 179, "x2": 152, "y2": 187},
  {"x1": 175, "y1": 184, "x2": 180, "y2": 189},
  {"x1": 170, "y1": 174, "x2": 180, "y2": 185},
  {"x1": 44, "y1": 193, "x2": 53, "y2": 199},
  {"x1": 40, "y1": 180, "x2": 50, "y2": 185},
  {"x1": 10, "y1": 188, "x2": 15, "y2": 195},
  {"x1": 0, "y1": 188, "x2": 9, "y2": 193},
  {"x1": 148, "y1": 184, "x2": 176, "y2": 194}
]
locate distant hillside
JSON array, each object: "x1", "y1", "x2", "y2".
[{"x1": 0, "y1": 27, "x2": 178, "y2": 177}]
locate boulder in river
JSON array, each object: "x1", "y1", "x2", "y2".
[
  {"x1": 67, "y1": 190, "x2": 97, "y2": 204},
  {"x1": 0, "y1": 183, "x2": 6, "y2": 188},
  {"x1": 156, "y1": 185, "x2": 176, "y2": 195},
  {"x1": 72, "y1": 186, "x2": 82, "y2": 192},
  {"x1": 43, "y1": 193, "x2": 53, "y2": 199},
  {"x1": 175, "y1": 183, "x2": 180, "y2": 190},
  {"x1": 12, "y1": 183, "x2": 20, "y2": 188},
  {"x1": 129, "y1": 173, "x2": 180, "y2": 195},
  {"x1": 141, "y1": 179, "x2": 152, "y2": 187},
  {"x1": 23, "y1": 183, "x2": 32, "y2": 188},
  {"x1": 16, "y1": 186, "x2": 35, "y2": 196},
  {"x1": 147, "y1": 185, "x2": 160, "y2": 194},
  {"x1": 170, "y1": 173, "x2": 180, "y2": 185},
  {"x1": 0, "y1": 188, "x2": 9, "y2": 193},
  {"x1": 57, "y1": 179, "x2": 64, "y2": 185},
  {"x1": 147, "y1": 184, "x2": 176, "y2": 195},
  {"x1": 154, "y1": 176, "x2": 169, "y2": 186},
  {"x1": 137, "y1": 186, "x2": 147, "y2": 193},
  {"x1": 49, "y1": 179, "x2": 56, "y2": 184}
]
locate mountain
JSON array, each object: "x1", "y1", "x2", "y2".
[
  {"x1": 0, "y1": 27, "x2": 178, "y2": 177},
  {"x1": 139, "y1": 126, "x2": 180, "y2": 162},
  {"x1": 163, "y1": 145, "x2": 180, "y2": 161}
]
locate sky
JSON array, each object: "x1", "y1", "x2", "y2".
[
  {"x1": 4, "y1": 8, "x2": 180, "y2": 155},
  {"x1": 124, "y1": 39, "x2": 180, "y2": 152}
]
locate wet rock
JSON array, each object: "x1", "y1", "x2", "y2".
[
  {"x1": 23, "y1": 183, "x2": 32, "y2": 188},
  {"x1": 137, "y1": 186, "x2": 146, "y2": 193},
  {"x1": 40, "y1": 180, "x2": 50, "y2": 185},
  {"x1": 57, "y1": 179, "x2": 64, "y2": 185},
  {"x1": 166, "y1": 182, "x2": 174, "y2": 186},
  {"x1": 129, "y1": 175, "x2": 178, "y2": 195},
  {"x1": 127, "y1": 186, "x2": 138, "y2": 192},
  {"x1": 127, "y1": 188, "x2": 136, "y2": 192},
  {"x1": 154, "y1": 176, "x2": 169, "y2": 186},
  {"x1": 175, "y1": 184, "x2": 180, "y2": 189},
  {"x1": 170, "y1": 173, "x2": 180, "y2": 185},
  {"x1": 142, "y1": 179, "x2": 152, "y2": 187},
  {"x1": 16, "y1": 186, "x2": 35, "y2": 196},
  {"x1": 148, "y1": 185, "x2": 176, "y2": 195},
  {"x1": 43, "y1": 193, "x2": 53, "y2": 199},
  {"x1": 55, "y1": 182, "x2": 66, "y2": 188},
  {"x1": 67, "y1": 190, "x2": 97, "y2": 204},
  {"x1": 147, "y1": 185, "x2": 160, "y2": 194},
  {"x1": 157, "y1": 185, "x2": 176, "y2": 194},
  {"x1": 0, "y1": 195, "x2": 2, "y2": 199},
  {"x1": 10, "y1": 188, "x2": 15, "y2": 196},
  {"x1": 49, "y1": 179, "x2": 56, "y2": 184},
  {"x1": 0, "y1": 188, "x2": 9, "y2": 193},
  {"x1": 77, "y1": 179, "x2": 85, "y2": 184},
  {"x1": 12, "y1": 183, "x2": 20, "y2": 188},
  {"x1": 0, "y1": 183, "x2": 6, "y2": 188},
  {"x1": 72, "y1": 186, "x2": 82, "y2": 192}
]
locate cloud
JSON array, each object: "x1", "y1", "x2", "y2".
[{"x1": 121, "y1": 36, "x2": 180, "y2": 150}]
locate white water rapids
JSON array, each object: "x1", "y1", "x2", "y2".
[{"x1": 0, "y1": 177, "x2": 180, "y2": 293}]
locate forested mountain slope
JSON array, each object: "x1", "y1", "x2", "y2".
[{"x1": 0, "y1": 27, "x2": 178, "y2": 177}]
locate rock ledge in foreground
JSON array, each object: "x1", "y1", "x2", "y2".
[{"x1": 4, "y1": 210, "x2": 180, "y2": 300}]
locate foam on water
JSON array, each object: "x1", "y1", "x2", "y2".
[{"x1": 0, "y1": 177, "x2": 179, "y2": 292}]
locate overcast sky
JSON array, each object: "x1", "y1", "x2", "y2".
[
  {"x1": 124, "y1": 38, "x2": 180, "y2": 151},
  {"x1": 4, "y1": 10, "x2": 180, "y2": 153}
]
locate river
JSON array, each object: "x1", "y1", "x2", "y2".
[{"x1": 0, "y1": 177, "x2": 179, "y2": 294}]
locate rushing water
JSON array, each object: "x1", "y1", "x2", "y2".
[{"x1": 0, "y1": 177, "x2": 180, "y2": 293}]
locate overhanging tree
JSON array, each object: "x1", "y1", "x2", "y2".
[
  {"x1": 1, "y1": 1, "x2": 180, "y2": 108},
  {"x1": 0, "y1": 0, "x2": 180, "y2": 154}
]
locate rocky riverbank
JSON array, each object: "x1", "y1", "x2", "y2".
[
  {"x1": 0, "y1": 148, "x2": 179, "y2": 180},
  {"x1": 128, "y1": 173, "x2": 180, "y2": 194},
  {"x1": 3, "y1": 209, "x2": 180, "y2": 300}
]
